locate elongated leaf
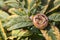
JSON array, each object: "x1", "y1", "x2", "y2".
[
  {"x1": 12, "y1": 30, "x2": 21, "y2": 37},
  {"x1": 30, "y1": 0, "x2": 35, "y2": 9},
  {"x1": 0, "y1": 0, "x2": 4, "y2": 7},
  {"x1": 17, "y1": 30, "x2": 31, "y2": 40},
  {"x1": 0, "y1": 10, "x2": 9, "y2": 21},
  {"x1": 8, "y1": 8, "x2": 27, "y2": 15},
  {"x1": 40, "y1": 0, "x2": 50, "y2": 14},
  {"x1": 47, "y1": 0, "x2": 60, "y2": 13},
  {"x1": 4, "y1": 15, "x2": 33, "y2": 31},
  {"x1": 54, "y1": 0, "x2": 60, "y2": 6},
  {"x1": 8, "y1": 8, "x2": 17, "y2": 15},
  {"x1": 4, "y1": 0, "x2": 19, "y2": 8},
  {"x1": 14, "y1": 8, "x2": 27, "y2": 16},
  {"x1": 7, "y1": 21, "x2": 33, "y2": 31},
  {"x1": 8, "y1": 29, "x2": 23, "y2": 39},
  {"x1": 30, "y1": 0, "x2": 41, "y2": 11},
  {"x1": 0, "y1": 20, "x2": 7, "y2": 40},
  {"x1": 10, "y1": 29, "x2": 32, "y2": 40},
  {"x1": 48, "y1": 13, "x2": 60, "y2": 21},
  {"x1": 47, "y1": 29, "x2": 57, "y2": 40},
  {"x1": 41, "y1": 26, "x2": 57, "y2": 40},
  {"x1": 19, "y1": 30, "x2": 32, "y2": 37},
  {"x1": 47, "y1": 26, "x2": 59, "y2": 40}
]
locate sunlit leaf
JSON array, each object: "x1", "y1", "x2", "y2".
[
  {"x1": 48, "y1": 12, "x2": 60, "y2": 21},
  {"x1": 47, "y1": 29, "x2": 57, "y2": 40},
  {"x1": 0, "y1": 10, "x2": 9, "y2": 21},
  {"x1": 8, "y1": 8, "x2": 27, "y2": 15},
  {"x1": 47, "y1": 0, "x2": 60, "y2": 13},
  {"x1": 0, "y1": 20, "x2": 7, "y2": 40},
  {"x1": 40, "y1": 0, "x2": 51, "y2": 14},
  {"x1": 41, "y1": 26, "x2": 57, "y2": 40},
  {"x1": 12, "y1": 30, "x2": 20, "y2": 37},
  {"x1": 4, "y1": 0, "x2": 19, "y2": 8},
  {"x1": 3, "y1": 15, "x2": 33, "y2": 31},
  {"x1": 17, "y1": 30, "x2": 31, "y2": 40},
  {"x1": 0, "y1": 0, "x2": 4, "y2": 7}
]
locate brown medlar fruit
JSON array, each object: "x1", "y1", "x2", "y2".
[{"x1": 30, "y1": 14, "x2": 48, "y2": 29}]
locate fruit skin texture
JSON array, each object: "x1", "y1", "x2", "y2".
[{"x1": 32, "y1": 14, "x2": 48, "y2": 29}]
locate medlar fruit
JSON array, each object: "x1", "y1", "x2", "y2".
[{"x1": 30, "y1": 14, "x2": 48, "y2": 29}]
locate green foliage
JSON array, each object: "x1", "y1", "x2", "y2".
[
  {"x1": 0, "y1": 10, "x2": 9, "y2": 21},
  {"x1": 4, "y1": 15, "x2": 33, "y2": 31},
  {"x1": 4, "y1": 0, "x2": 20, "y2": 8},
  {"x1": 48, "y1": 12, "x2": 60, "y2": 21},
  {"x1": 47, "y1": 29, "x2": 57, "y2": 40},
  {"x1": 0, "y1": 21, "x2": 7, "y2": 40},
  {"x1": 0, "y1": 0, "x2": 60, "y2": 40}
]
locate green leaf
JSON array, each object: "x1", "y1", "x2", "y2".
[
  {"x1": 0, "y1": 10, "x2": 9, "y2": 21},
  {"x1": 7, "y1": 22, "x2": 33, "y2": 31},
  {"x1": 22, "y1": 31, "x2": 32, "y2": 37},
  {"x1": 11, "y1": 29, "x2": 32, "y2": 40},
  {"x1": 4, "y1": 15, "x2": 33, "y2": 31},
  {"x1": 47, "y1": 0, "x2": 60, "y2": 13},
  {"x1": 4, "y1": 0, "x2": 19, "y2": 8},
  {"x1": 0, "y1": 21, "x2": 7, "y2": 40},
  {"x1": 48, "y1": 13, "x2": 60, "y2": 21},
  {"x1": 47, "y1": 29, "x2": 57, "y2": 40},
  {"x1": 18, "y1": 30, "x2": 32, "y2": 37},
  {"x1": 8, "y1": 8, "x2": 27, "y2": 16},
  {"x1": 40, "y1": 0, "x2": 51, "y2": 14},
  {"x1": 14, "y1": 9, "x2": 27, "y2": 16},
  {"x1": 54, "y1": 0, "x2": 60, "y2": 7},
  {"x1": 0, "y1": 0, "x2": 4, "y2": 7},
  {"x1": 12, "y1": 30, "x2": 20, "y2": 37},
  {"x1": 10, "y1": 29, "x2": 23, "y2": 39},
  {"x1": 30, "y1": 0, "x2": 35, "y2": 9},
  {"x1": 18, "y1": 0, "x2": 25, "y2": 8},
  {"x1": 30, "y1": 0, "x2": 41, "y2": 12},
  {"x1": 17, "y1": 30, "x2": 32, "y2": 40}
]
